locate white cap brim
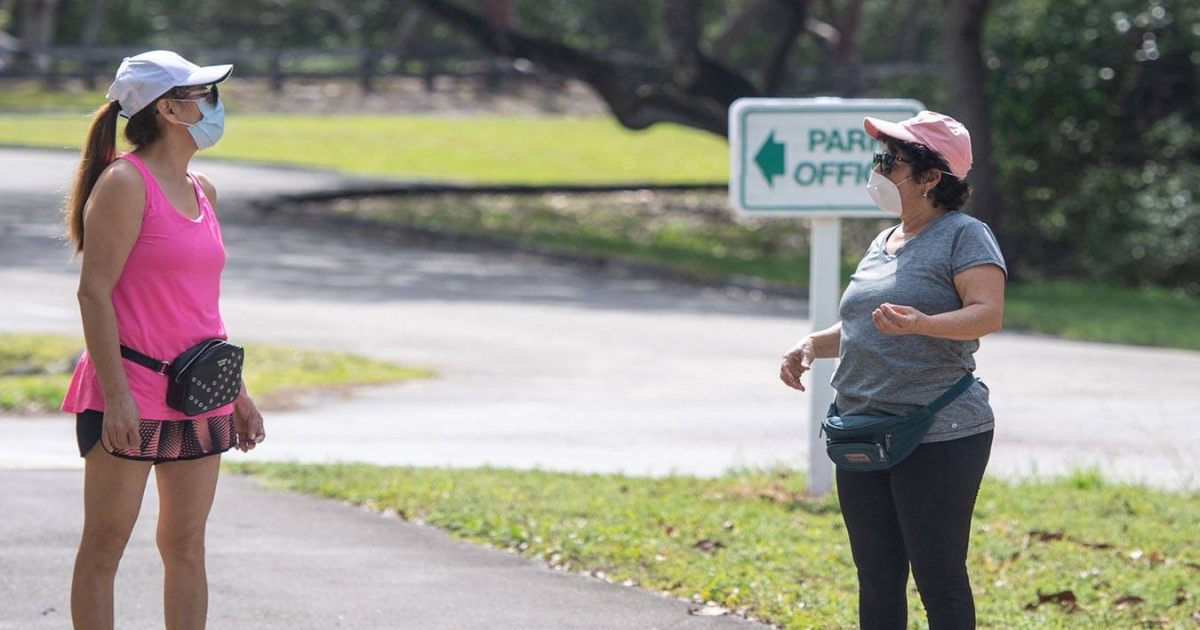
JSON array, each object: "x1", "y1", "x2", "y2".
[{"x1": 180, "y1": 64, "x2": 233, "y2": 87}]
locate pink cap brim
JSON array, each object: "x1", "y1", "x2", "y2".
[{"x1": 863, "y1": 116, "x2": 919, "y2": 144}]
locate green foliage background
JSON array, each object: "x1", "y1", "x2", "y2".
[{"x1": 3, "y1": 0, "x2": 1197, "y2": 292}]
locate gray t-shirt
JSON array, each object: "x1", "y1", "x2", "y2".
[{"x1": 831, "y1": 210, "x2": 1007, "y2": 443}]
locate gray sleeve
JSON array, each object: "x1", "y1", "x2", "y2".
[{"x1": 951, "y1": 220, "x2": 1007, "y2": 279}]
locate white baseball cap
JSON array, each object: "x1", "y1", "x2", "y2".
[{"x1": 106, "y1": 50, "x2": 233, "y2": 118}]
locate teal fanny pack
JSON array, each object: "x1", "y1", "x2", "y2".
[{"x1": 822, "y1": 373, "x2": 978, "y2": 472}]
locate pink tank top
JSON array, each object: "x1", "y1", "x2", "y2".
[{"x1": 61, "y1": 154, "x2": 232, "y2": 420}]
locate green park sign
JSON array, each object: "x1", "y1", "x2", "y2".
[{"x1": 728, "y1": 98, "x2": 924, "y2": 218}]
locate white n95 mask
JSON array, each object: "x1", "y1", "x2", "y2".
[{"x1": 866, "y1": 170, "x2": 912, "y2": 215}]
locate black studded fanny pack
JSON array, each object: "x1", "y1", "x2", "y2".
[{"x1": 120, "y1": 339, "x2": 244, "y2": 417}]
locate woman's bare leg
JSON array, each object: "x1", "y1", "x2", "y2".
[
  {"x1": 154, "y1": 453, "x2": 221, "y2": 630},
  {"x1": 71, "y1": 448, "x2": 153, "y2": 630}
]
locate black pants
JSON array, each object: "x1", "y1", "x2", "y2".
[{"x1": 836, "y1": 430, "x2": 993, "y2": 630}]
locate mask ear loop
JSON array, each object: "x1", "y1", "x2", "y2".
[{"x1": 921, "y1": 170, "x2": 957, "y2": 199}]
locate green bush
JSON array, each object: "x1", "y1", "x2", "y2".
[{"x1": 985, "y1": 0, "x2": 1197, "y2": 292}]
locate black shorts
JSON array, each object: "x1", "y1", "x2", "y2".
[{"x1": 76, "y1": 409, "x2": 237, "y2": 465}]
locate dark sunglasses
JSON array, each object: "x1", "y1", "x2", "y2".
[
  {"x1": 169, "y1": 84, "x2": 219, "y2": 105},
  {"x1": 872, "y1": 151, "x2": 912, "y2": 175}
]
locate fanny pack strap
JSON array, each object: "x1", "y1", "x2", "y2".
[
  {"x1": 119, "y1": 345, "x2": 171, "y2": 376},
  {"x1": 924, "y1": 373, "x2": 978, "y2": 415}
]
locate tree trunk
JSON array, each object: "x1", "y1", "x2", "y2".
[
  {"x1": 897, "y1": 0, "x2": 928, "y2": 61},
  {"x1": 812, "y1": 0, "x2": 865, "y2": 95},
  {"x1": 942, "y1": 0, "x2": 1016, "y2": 274},
  {"x1": 711, "y1": 0, "x2": 779, "y2": 64},
  {"x1": 20, "y1": 0, "x2": 60, "y2": 74},
  {"x1": 762, "y1": 0, "x2": 807, "y2": 95},
  {"x1": 392, "y1": 7, "x2": 423, "y2": 60},
  {"x1": 79, "y1": 0, "x2": 110, "y2": 87},
  {"x1": 477, "y1": 0, "x2": 512, "y2": 31},
  {"x1": 80, "y1": 0, "x2": 109, "y2": 46}
]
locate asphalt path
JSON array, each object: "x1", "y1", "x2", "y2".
[
  {"x1": 1, "y1": 146, "x2": 1197, "y2": 627},
  {"x1": 3, "y1": 147, "x2": 1198, "y2": 487}
]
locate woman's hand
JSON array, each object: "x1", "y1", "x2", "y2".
[
  {"x1": 101, "y1": 391, "x2": 141, "y2": 452},
  {"x1": 872, "y1": 303, "x2": 928, "y2": 336},
  {"x1": 233, "y1": 392, "x2": 266, "y2": 453},
  {"x1": 779, "y1": 338, "x2": 817, "y2": 392}
]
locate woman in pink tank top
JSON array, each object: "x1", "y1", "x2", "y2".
[{"x1": 60, "y1": 50, "x2": 265, "y2": 630}]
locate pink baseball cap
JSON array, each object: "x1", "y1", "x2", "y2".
[{"x1": 863, "y1": 110, "x2": 973, "y2": 178}]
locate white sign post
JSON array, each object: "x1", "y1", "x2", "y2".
[{"x1": 728, "y1": 97, "x2": 924, "y2": 496}]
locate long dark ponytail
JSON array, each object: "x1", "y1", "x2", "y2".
[
  {"x1": 64, "y1": 101, "x2": 121, "y2": 254},
  {"x1": 63, "y1": 97, "x2": 167, "y2": 254}
]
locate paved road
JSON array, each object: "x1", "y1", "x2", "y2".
[
  {"x1": 2, "y1": 146, "x2": 1198, "y2": 629},
  {"x1": 3, "y1": 147, "x2": 1198, "y2": 488},
  {"x1": 0, "y1": 469, "x2": 765, "y2": 630}
]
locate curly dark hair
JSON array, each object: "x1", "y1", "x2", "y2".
[{"x1": 881, "y1": 135, "x2": 972, "y2": 211}]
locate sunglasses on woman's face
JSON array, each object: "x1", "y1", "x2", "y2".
[
  {"x1": 872, "y1": 151, "x2": 912, "y2": 175},
  {"x1": 169, "y1": 85, "x2": 219, "y2": 106}
]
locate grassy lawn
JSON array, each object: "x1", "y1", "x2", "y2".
[
  {"x1": 0, "y1": 333, "x2": 432, "y2": 414},
  {"x1": 314, "y1": 191, "x2": 871, "y2": 286},
  {"x1": 0, "y1": 113, "x2": 728, "y2": 184},
  {"x1": 0, "y1": 83, "x2": 109, "y2": 111},
  {"x1": 227, "y1": 462, "x2": 1200, "y2": 629},
  {"x1": 1005, "y1": 282, "x2": 1200, "y2": 350}
]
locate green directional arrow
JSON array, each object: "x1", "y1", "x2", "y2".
[{"x1": 754, "y1": 131, "x2": 786, "y2": 187}]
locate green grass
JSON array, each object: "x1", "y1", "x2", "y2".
[
  {"x1": 0, "y1": 333, "x2": 432, "y2": 414},
  {"x1": 0, "y1": 113, "x2": 729, "y2": 184},
  {"x1": 227, "y1": 462, "x2": 1200, "y2": 629},
  {"x1": 324, "y1": 192, "x2": 865, "y2": 286},
  {"x1": 0, "y1": 84, "x2": 109, "y2": 112},
  {"x1": 1005, "y1": 282, "x2": 1200, "y2": 350}
]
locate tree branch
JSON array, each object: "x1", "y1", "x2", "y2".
[
  {"x1": 710, "y1": 0, "x2": 779, "y2": 63},
  {"x1": 662, "y1": 0, "x2": 703, "y2": 88},
  {"x1": 403, "y1": 0, "x2": 760, "y2": 136},
  {"x1": 762, "y1": 0, "x2": 808, "y2": 94}
]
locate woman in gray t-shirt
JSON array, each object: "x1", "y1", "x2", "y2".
[{"x1": 779, "y1": 111, "x2": 1006, "y2": 630}]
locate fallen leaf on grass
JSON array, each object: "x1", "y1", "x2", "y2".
[
  {"x1": 689, "y1": 605, "x2": 730, "y2": 617},
  {"x1": 1114, "y1": 595, "x2": 1145, "y2": 609},
  {"x1": 1025, "y1": 590, "x2": 1078, "y2": 613},
  {"x1": 1078, "y1": 540, "x2": 1114, "y2": 550},
  {"x1": 758, "y1": 484, "x2": 802, "y2": 504},
  {"x1": 1028, "y1": 530, "x2": 1064, "y2": 543}
]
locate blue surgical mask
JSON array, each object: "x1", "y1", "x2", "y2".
[{"x1": 184, "y1": 98, "x2": 225, "y2": 151}]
